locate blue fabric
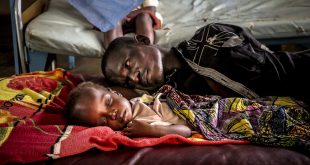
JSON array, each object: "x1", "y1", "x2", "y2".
[{"x1": 69, "y1": 0, "x2": 144, "y2": 32}]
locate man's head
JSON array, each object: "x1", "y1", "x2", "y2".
[
  {"x1": 66, "y1": 82, "x2": 133, "y2": 130},
  {"x1": 101, "y1": 35, "x2": 165, "y2": 91}
]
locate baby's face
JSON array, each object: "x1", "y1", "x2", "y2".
[{"x1": 77, "y1": 86, "x2": 133, "y2": 130}]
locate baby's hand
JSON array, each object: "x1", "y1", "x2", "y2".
[{"x1": 123, "y1": 120, "x2": 153, "y2": 137}]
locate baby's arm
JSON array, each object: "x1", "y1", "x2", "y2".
[{"x1": 123, "y1": 120, "x2": 192, "y2": 138}]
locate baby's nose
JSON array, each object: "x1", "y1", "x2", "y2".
[
  {"x1": 129, "y1": 71, "x2": 140, "y2": 83},
  {"x1": 108, "y1": 109, "x2": 117, "y2": 120}
]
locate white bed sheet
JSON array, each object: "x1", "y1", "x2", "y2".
[{"x1": 25, "y1": 0, "x2": 310, "y2": 58}]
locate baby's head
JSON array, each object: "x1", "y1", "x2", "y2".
[{"x1": 66, "y1": 82, "x2": 133, "y2": 130}]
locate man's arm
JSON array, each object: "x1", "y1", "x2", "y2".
[
  {"x1": 134, "y1": 7, "x2": 155, "y2": 44},
  {"x1": 103, "y1": 21, "x2": 123, "y2": 49},
  {"x1": 123, "y1": 120, "x2": 192, "y2": 138}
]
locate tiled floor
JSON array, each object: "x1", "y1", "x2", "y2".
[
  {"x1": 0, "y1": 54, "x2": 101, "y2": 78},
  {"x1": 0, "y1": 53, "x2": 15, "y2": 77},
  {"x1": 56, "y1": 55, "x2": 102, "y2": 75},
  {"x1": 0, "y1": 15, "x2": 15, "y2": 77}
]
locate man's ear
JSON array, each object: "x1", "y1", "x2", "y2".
[{"x1": 134, "y1": 35, "x2": 151, "y2": 45}]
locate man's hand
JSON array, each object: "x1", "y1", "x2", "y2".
[
  {"x1": 125, "y1": 6, "x2": 156, "y2": 22},
  {"x1": 122, "y1": 6, "x2": 156, "y2": 36}
]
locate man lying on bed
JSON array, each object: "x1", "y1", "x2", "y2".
[
  {"x1": 101, "y1": 23, "x2": 310, "y2": 105},
  {"x1": 66, "y1": 81, "x2": 310, "y2": 150}
]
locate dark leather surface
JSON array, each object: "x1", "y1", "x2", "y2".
[{"x1": 33, "y1": 144, "x2": 310, "y2": 165}]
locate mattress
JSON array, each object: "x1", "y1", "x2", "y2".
[{"x1": 25, "y1": 0, "x2": 310, "y2": 58}]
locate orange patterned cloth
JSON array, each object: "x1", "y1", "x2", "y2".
[{"x1": 0, "y1": 69, "x2": 248, "y2": 164}]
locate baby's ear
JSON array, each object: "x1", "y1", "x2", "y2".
[
  {"x1": 107, "y1": 88, "x2": 123, "y2": 97},
  {"x1": 134, "y1": 35, "x2": 151, "y2": 45}
]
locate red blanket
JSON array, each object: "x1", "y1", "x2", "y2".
[{"x1": 0, "y1": 69, "x2": 248, "y2": 164}]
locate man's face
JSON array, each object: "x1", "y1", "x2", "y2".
[
  {"x1": 76, "y1": 86, "x2": 133, "y2": 130},
  {"x1": 105, "y1": 45, "x2": 165, "y2": 90}
]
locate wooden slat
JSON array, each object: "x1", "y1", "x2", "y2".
[{"x1": 22, "y1": 0, "x2": 47, "y2": 24}]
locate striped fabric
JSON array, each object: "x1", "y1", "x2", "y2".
[{"x1": 0, "y1": 69, "x2": 247, "y2": 164}]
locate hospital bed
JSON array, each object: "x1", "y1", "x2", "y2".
[
  {"x1": 11, "y1": 0, "x2": 310, "y2": 74},
  {"x1": 0, "y1": 68, "x2": 309, "y2": 165}
]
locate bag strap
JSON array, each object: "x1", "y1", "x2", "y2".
[{"x1": 185, "y1": 59, "x2": 259, "y2": 99}]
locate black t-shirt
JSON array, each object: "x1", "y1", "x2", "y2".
[
  {"x1": 165, "y1": 65, "x2": 213, "y2": 96},
  {"x1": 164, "y1": 23, "x2": 310, "y2": 103}
]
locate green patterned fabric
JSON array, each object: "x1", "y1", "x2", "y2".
[{"x1": 157, "y1": 85, "x2": 310, "y2": 150}]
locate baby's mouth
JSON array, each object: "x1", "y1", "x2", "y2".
[
  {"x1": 110, "y1": 109, "x2": 118, "y2": 120},
  {"x1": 117, "y1": 110, "x2": 126, "y2": 123},
  {"x1": 140, "y1": 70, "x2": 149, "y2": 86}
]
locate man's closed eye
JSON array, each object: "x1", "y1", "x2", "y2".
[
  {"x1": 125, "y1": 59, "x2": 130, "y2": 69},
  {"x1": 105, "y1": 95, "x2": 113, "y2": 107}
]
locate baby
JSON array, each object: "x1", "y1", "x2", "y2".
[{"x1": 66, "y1": 82, "x2": 192, "y2": 137}]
